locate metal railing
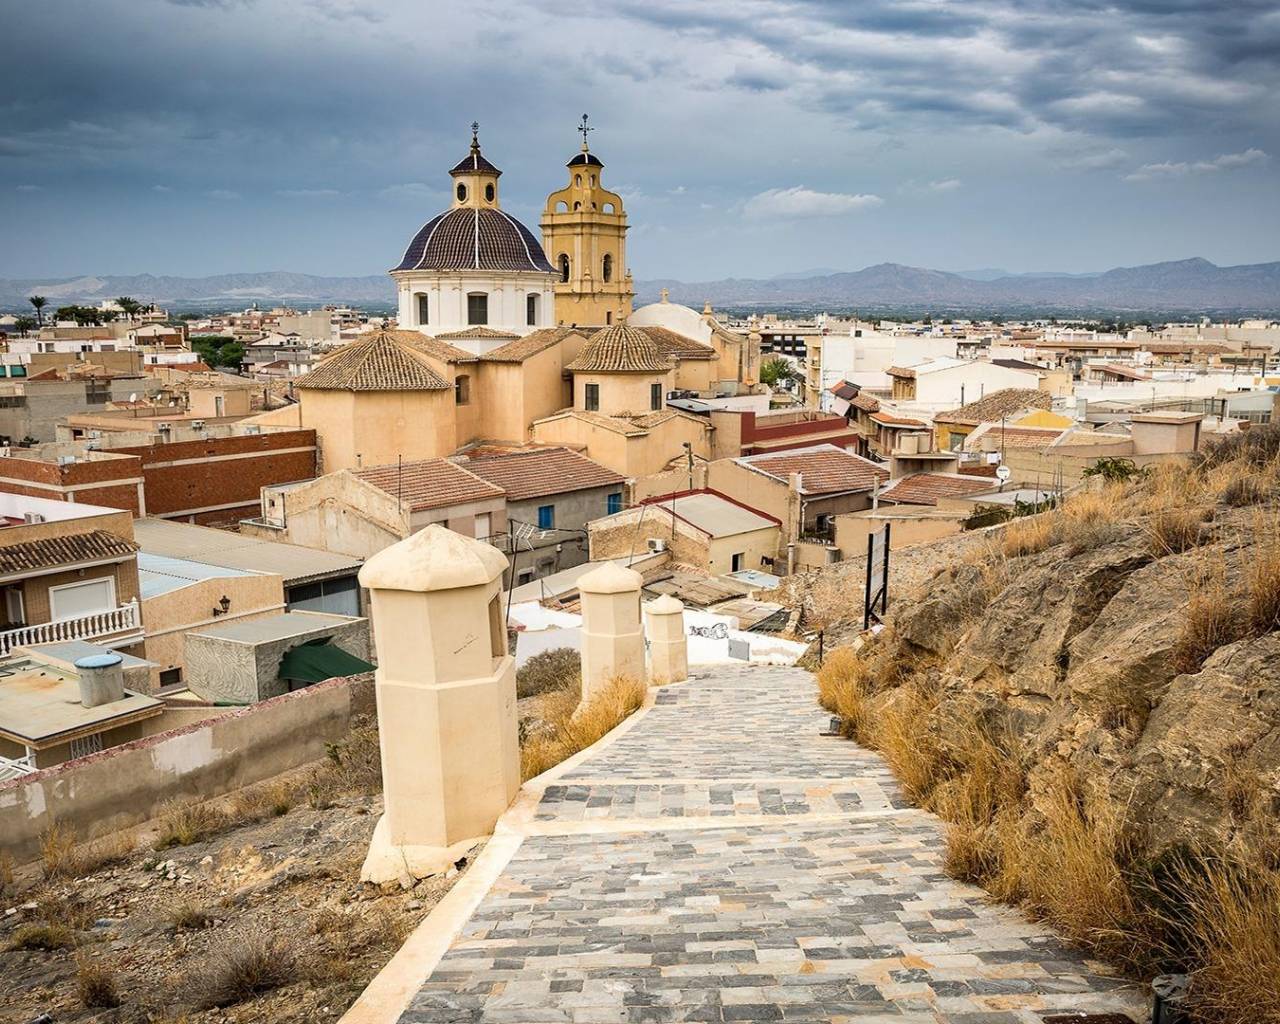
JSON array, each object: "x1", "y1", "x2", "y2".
[{"x1": 0, "y1": 599, "x2": 141, "y2": 657}]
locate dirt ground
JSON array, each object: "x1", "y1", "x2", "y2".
[{"x1": 0, "y1": 788, "x2": 474, "y2": 1024}]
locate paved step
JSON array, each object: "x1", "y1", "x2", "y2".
[{"x1": 394, "y1": 666, "x2": 1147, "y2": 1024}]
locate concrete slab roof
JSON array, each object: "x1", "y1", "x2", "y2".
[
  {"x1": 649, "y1": 492, "x2": 778, "y2": 538},
  {"x1": 134, "y1": 518, "x2": 361, "y2": 587},
  {"x1": 187, "y1": 610, "x2": 362, "y2": 644},
  {"x1": 0, "y1": 661, "x2": 162, "y2": 747},
  {"x1": 138, "y1": 551, "x2": 259, "y2": 598}
]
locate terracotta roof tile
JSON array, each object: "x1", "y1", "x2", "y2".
[
  {"x1": 392, "y1": 206, "x2": 553, "y2": 273},
  {"x1": 964, "y1": 425, "x2": 1067, "y2": 452},
  {"x1": 294, "y1": 331, "x2": 451, "y2": 391},
  {"x1": 462, "y1": 447, "x2": 624, "y2": 501},
  {"x1": 354, "y1": 458, "x2": 503, "y2": 512},
  {"x1": 636, "y1": 326, "x2": 717, "y2": 361},
  {"x1": 870, "y1": 411, "x2": 928, "y2": 427},
  {"x1": 565, "y1": 324, "x2": 673, "y2": 373},
  {"x1": 878, "y1": 473, "x2": 996, "y2": 506},
  {"x1": 737, "y1": 444, "x2": 888, "y2": 495},
  {"x1": 434, "y1": 326, "x2": 519, "y2": 342},
  {"x1": 886, "y1": 365, "x2": 916, "y2": 378},
  {"x1": 1097, "y1": 363, "x2": 1151, "y2": 381},
  {"x1": 0, "y1": 529, "x2": 136, "y2": 576},
  {"x1": 481, "y1": 327, "x2": 580, "y2": 363},
  {"x1": 933, "y1": 388, "x2": 1052, "y2": 426},
  {"x1": 851, "y1": 393, "x2": 881, "y2": 413}
]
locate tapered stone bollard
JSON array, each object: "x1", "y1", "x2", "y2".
[
  {"x1": 357, "y1": 525, "x2": 519, "y2": 884},
  {"x1": 644, "y1": 594, "x2": 688, "y2": 684},
  {"x1": 578, "y1": 562, "x2": 645, "y2": 703}
]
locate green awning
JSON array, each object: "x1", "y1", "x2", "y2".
[{"x1": 279, "y1": 642, "x2": 374, "y2": 684}]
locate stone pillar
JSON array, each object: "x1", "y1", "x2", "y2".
[
  {"x1": 357, "y1": 525, "x2": 519, "y2": 884},
  {"x1": 577, "y1": 562, "x2": 644, "y2": 703},
  {"x1": 644, "y1": 594, "x2": 688, "y2": 684}
]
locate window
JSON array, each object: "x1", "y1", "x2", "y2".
[
  {"x1": 584, "y1": 383, "x2": 599, "y2": 411},
  {"x1": 590, "y1": 174, "x2": 596, "y2": 187},
  {"x1": 607, "y1": 492, "x2": 622, "y2": 515},
  {"x1": 537, "y1": 504, "x2": 555, "y2": 529},
  {"x1": 159, "y1": 667, "x2": 183, "y2": 690},
  {"x1": 602, "y1": 253, "x2": 613, "y2": 283},
  {"x1": 455, "y1": 374, "x2": 470, "y2": 405},
  {"x1": 456, "y1": 182, "x2": 467, "y2": 202},
  {"x1": 69, "y1": 733, "x2": 104, "y2": 760},
  {"x1": 606, "y1": 311, "x2": 613, "y2": 325},
  {"x1": 558, "y1": 253, "x2": 570, "y2": 282},
  {"x1": 517, "y1": 568, "x2": 535, "y2": 585},
  {"x1": 575, "y1": 174, "x2": 582, "y2": 186},
  {"x1": 731, "y1": 553, "x2": 744, "y2": 573},
  {"x1": 49, "y1": 577, "x2": 115, "y2": 620},
  {"x1": 475, "y1": 512, "x2": 491, "y2": 539},
  {"x1": 484, "y1": 182, "x2": 495, "y2": 202},
  {"x1": 526, "y1": 293, "x2": 539, "y2": 326},
  {"x1": 416, "y1": 293, "x2": 429, "y2": 325},
  {"x1": 467, "y1": 292, "x2": 488, "y2": 325},
  {"x1": 650, "y1": 382, "x2": 662, "y2": 411}
]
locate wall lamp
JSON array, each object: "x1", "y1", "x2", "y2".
[{"x1": 212, "y1": 595, "x2": 232, "y2": 616}]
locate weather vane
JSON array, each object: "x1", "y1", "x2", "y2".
[
  {"x1": 578, "y1": 113, "x2": 593, "y2": 149},
  {"x1": 470, "y1": 121, "x2": 480, "y2": 147}
]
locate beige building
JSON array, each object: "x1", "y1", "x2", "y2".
[{"x1": 541, "y1": 125, "x2": 635, "y2": 327}]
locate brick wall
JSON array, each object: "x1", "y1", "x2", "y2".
[{"x1": 0, "y1": 454, "x2": 144, "y2": 514}]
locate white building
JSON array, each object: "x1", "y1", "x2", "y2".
[{"x1": 390, "y1": 129, "x2": 556, "y2": 349}]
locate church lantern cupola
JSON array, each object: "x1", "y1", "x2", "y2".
[{"x1": 541, "y1": 114, "x2": 635, "y2": 328}]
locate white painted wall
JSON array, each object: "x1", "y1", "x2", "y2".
[{"x1": 393, "y1": 271, "x2": 556, "y2": 340}]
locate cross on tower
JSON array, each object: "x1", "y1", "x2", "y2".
[
  {"x1": 577, "y1": 113, "x2": 593, "y2": 150},
  {"x1": 470, "y1": 121, "x2": 480, "y2": 148}
]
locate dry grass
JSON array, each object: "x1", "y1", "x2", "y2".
[
  {"x1": 1091, "y1": 672, "x2": 1153, "y2": 733},
  {"x1": 1147, "y1": 507, "x2": 1205, "y2": 556},
  {"x1": 1057, "y1": 488, "x2": 1126, "y2": 555},
  {"x1": 873, "y1": 679, "x2": 953, "y2": 804},
  {"x1": 185, "y1": 926, "x2": 299, "y2": 1009},
  {"x1": 1001, "y1": 515, "x2": 1055, "y2": 557},
  {"x1": 39, "y1": 822, "x2": 79, "y2": 879},
  {"x1": 154, "y1": 798, "x2": 228, "y2": 850},
  {"x1": 1173, "y1": 566, "x2": 1244, "y2": 674},
  {"x1": 520, "y1": 675, "x2": 646, "y2": 781},
  {"x1": 37, "y1": 823, "x2": 135, "y2": 880},
  {"x1": 517, "y1": 647, "x2": 580, "y2": 698},
  {"x1": 0, "y1": 848, "x2": 13, "y2": 894},
  {"x1": 167, "y1": 901, "x2": 215, "y2": 930},
  {"x1": 76, "y1": 957, "x2": 121, "y2": 1008},
  {"x1": 8, "y1": 922, "x2": 76, "y2": 950},
  {"x1": 1174, "y1": 857, "x2": 1280, "y2": 1024},
  {"x1": 815, "y1": 646, "x2": 872, "y2": 741},
  {"x1": 1245, "y1": 517, "x2": 1280, "y2": 636}
]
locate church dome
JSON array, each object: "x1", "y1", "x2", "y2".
[
  {"x1": 565, "y1": 323, "x2": 673, "y2": 373},
  {"x1": 393, "y1": 207, "x2": 554, "y2": 274}
]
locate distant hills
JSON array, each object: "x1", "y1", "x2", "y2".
[{"x1": 2, "y1": 257, "x2": 1276, "y2": 315}]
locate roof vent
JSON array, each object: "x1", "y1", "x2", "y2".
[{"x1": 647, "y1": 537, "x2": 667, "y2": 553}]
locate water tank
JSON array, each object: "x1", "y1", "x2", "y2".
[{"x1": 74, "y1": 653, "x2": 125, "y2": 708}]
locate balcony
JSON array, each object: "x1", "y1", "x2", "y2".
[{"x1": 0, "y1": 600, "x2": 142, "y2": 658}]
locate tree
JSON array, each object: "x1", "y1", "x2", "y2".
[
  {"x1": 27, "y1": 295, "x2": 46, "y2": 327},
  {"x1": 54, "y1": 304, "x2": 103, "y2": 326},
  {"x1": 115, "y1": 296, "x2": 142, "y2": 318},
  {"x1": 191, "y1": 335, "x2": 244, "y2": 369},
  {"x1": 13, "y1": 315, "x2": 36, "y2": 336},
  {"x1": 760, "y1": 356, "x2": 799, "y2": 389}
]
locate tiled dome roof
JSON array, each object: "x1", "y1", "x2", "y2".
[
  {"x1": 294, "y1": 331, "x2": 451, "y2": 391},
  {"x1": 565, "y1": 324, "x2": 674, "y2": 374},
  {"x1": 393, "y1": 208, "x2": 554, "y2": 274},
  {"x1": 567, "y1": 151, "x2": 603, "y2": 168}
]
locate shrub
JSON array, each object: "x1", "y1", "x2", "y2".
[
  {"x1": 1148, "y1": 508, "x2": 1204, "y2": 555},
  {"x1": 1220, "y1": 475, "x2": 1266, "y2": 507},
  {"x1": 9, "y1": 922, "x2": 75, "y2": 950},
  {"x1": 320, "y1": 721, "x2": 382, "y2": 795},
  {"x1": 167, "y1": 901, "x2": 214, "y2": 930},
  {"x1": 520, "y1": 675, "x2": 646, "y2": 781},
  {"x1": 39, "y1": 822, "x2": 79, "y2": 879},
  {"x1": 1083, "y1": 456, "x2": 1144, "y2": 483},
  {"x1": 185, "y1": 926, "x2": 299, "y2": 1009},
  {"x1": 1173, "y1": 573, "x2": 1244, "y2": 674},
  {"x1": 154, "y1": 798, "x2": 227, "y2": 850},
  {"x1": 516, "y1": 647, "x2": 581, "y2": 698},
  {"x1": 76, "y1": 958, "x2": 121, "y2": 1008},
  {"x1": 815, "y1": 646, "x2": 872, "y2": 741},
  {"x1": 1002, "y1": 515, "x2": 1055, "y2": 558},
  {"x1": 1197, "y1": 421, "x2": 1280, "y2": 470},
  {"x1": 1246, "y1": 525, "x2": 1280, "y2": 636}
]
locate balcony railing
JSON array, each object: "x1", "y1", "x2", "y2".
[{"x1": 0, "y1": 599, "x2": 142, "y2": 657}]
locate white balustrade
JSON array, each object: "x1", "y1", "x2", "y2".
[{"x1": 0, "y1": 600, "x2": 140, "y2": 657}]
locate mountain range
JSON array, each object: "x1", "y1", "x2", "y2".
[{"x1": 2, "y1": 258, "x2": 1276, "y2": 315}]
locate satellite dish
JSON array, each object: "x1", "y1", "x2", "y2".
[
  {"x1": 128, "y1": 392, "x2": 137, "y2": 404},
  {"x1": 995, "y1": 465, "x2": 1012, "y2": 483}
]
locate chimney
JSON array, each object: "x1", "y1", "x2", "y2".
[{"x1": 75, "y1": 653, "x2": 125, "y2": 708}]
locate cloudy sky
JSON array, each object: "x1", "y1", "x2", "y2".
[{"x1": 3, "y1": 0, "x2": 1278, "y2": 281}]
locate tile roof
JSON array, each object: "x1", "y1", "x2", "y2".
[
  {"x1": 870, "y1": 411, "x2": 928, "y2": 427},
  {"x1": 636, "y1": 326, "x2": 717, "y2": 361},
  {"x1": 851, "y1": 393, "x2": 881, "y2": 413},
  {"x1": 354, "y1": 459, "x2": 504, "y2": 512},
  {"x1": 878, "y1": 472, "x2": 996, "y2": 506},
  {"x1": 933, "y1": 387, "x2": 1052, "y2": 426},
  {"x1": 963, "y1": 424, "x2": 1067, "y2": 452},
  {"x1": 392, "y1": 207, "x2": 553, "y2": 274},
  {"x1": 462, "y1": 447, "x2": 624, "y2": 501},
  {"x1": 1097, "y1": 363, "x2": 1151, "y2": 381},
  {"x1": 0, "y1": 529, "x2": 137, "y2": 577},
  {"x1": 434, "y1": 326, "x2": 519, "y2": 342},
  {"x1": 400, "y1": 332, "x2": 478, "y2": 363},
  {"x1": 737, "y1": 444, "x2": 889, "y2": 495},
  {"x1": 293, "y1": 331, "x2": 451, "y2": 391},
  {"x1": 828, "y1": 381, "x2": 860, "y2": 401},
  {"x1": 534, "y1": 409, "x2": 648, "y2": 436},
  {"x1": 886, "y1": 365, "x2": 916, "y2": 379},
  {"x1": 481, "y1": 327, "x2": 580, "y2": 363},
  {"x1": 991, "y1": 358, "x2": 1045, "y2": 371},
  {"x1": 565, "y1": 324, "x2": 673, "y2": 374}
]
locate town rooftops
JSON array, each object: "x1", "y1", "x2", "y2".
[
  {"x1": 991, "y1": 358, "x2": 1046, "y2": 372},
  {"x1": 1097, "y1": 363, "x2": 1152, "y2": 381},
  {"x1": 933, "y1": 387, "x2": 1053, "y2": 426},
  {"x1": 481, "y1": 327, "x2": 581, "y2": 364},
  {"x1": 828, "y1": 381, "x2": 860, "y2": 401},
  {"x1": 641, "y1": 490, "x2": 779, "y2": 538},
  {"x1": 137, "y1": 552, "x2": 258, "y2": 599},
  {"x1": 434, "y1": 326, "x2": 519, "y2": 343},
  {"x1": 878, "y1": 472, "x2": 998, "y2": 506},
  {"x1": 736, "y1": 443, "x2": 889, "y2": 496},
  {"x1": 565, "y1": 324, "x2": 673, "y2": 374},
  {"x1": 0, "y1": 530, "x2": 137, "y2": 581},
  {"x1": 293, "y1": 330, "x2": 451, "y2": 391},
  {"x1": 133, "y1": 518, "x2": 361, "y2": 587},
  {"x1": 354, "y1": 459, "x2": 504, "y2": 512},
  {"x1": 886, "y1": 357, "x2": 970, "y2": 378},
  {"x1": 461, "y1": 447, "x2": 624, "y2": 502},
  {"x1": 0, "y1": 658, "x2": 163, "y2": 749},
  {"x1": 637, "y1": 326, "x2": 717, "y2": 361}
]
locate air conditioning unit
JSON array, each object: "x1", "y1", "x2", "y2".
[
  {"x1": 0, "y1": 447, "x2": 10, "y2": 459},
  {"x1": 88, "y1": 430, "x2": 102, "y2": 439},
  {"x1": 244, "y1": 424, "x2": 261, "y2": 435},
  {"x1": 191, "y1": 419, "x2": 206, "y2": 430},
  {"x1": 156, "y1": 422, "x2": 172, "y2": 432},
  {"x1": 23, "y1": 513, "x2": 45, "y2": 525},
  {"x1": 646, "y1": 537, "x2": 667, "y2": 554}
]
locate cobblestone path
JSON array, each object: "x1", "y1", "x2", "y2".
[{"x1": 397, "y1": 666, "x2": 1146, "y2": 1024}]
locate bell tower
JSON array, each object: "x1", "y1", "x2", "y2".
[
  {"x1": 541, "y1": 114, "x2": 634, "y2": 327},
  {"x1": 450, "y1": 122, "x2": 502, "y2": 210}
]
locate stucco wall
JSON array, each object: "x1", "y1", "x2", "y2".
[
  {"x1": 573, "y1": 370, "x2": 671, "y2": 417},
  {"x1": 706, "y1": 525, "x2": 782, "y2": 576},
  {"x1": 300, "y1": 388, "x2": 456, "y2": 472},
  {"x1": 0, "y1": 674, "x2": 373, "y2": 863}
]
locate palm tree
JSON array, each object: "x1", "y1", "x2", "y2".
[
  {"x1": 116, "y1": 296, "x2": 142, "y2": 318},
  {"x1": 27, "y1": 295, "x2": 46, "y2": 328}
]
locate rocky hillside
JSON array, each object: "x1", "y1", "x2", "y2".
[{"x1": 810, "y1": 428, "x2": 1280, "y2": 1023}]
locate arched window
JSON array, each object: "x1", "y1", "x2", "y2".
[
  {"x1": 575, "y1": 174, "x2": 582, "y2": 187},
  {"x1": 526, "y1": 293, "x2": 539, "y2": 326},
  {"x1": 467, "y1": 292, "x2": 488, "y2": 325},
  {"x1": 572, "y1": 201, "x2": 581, "y2": 211},
  {"x1": 602, "y1": 254, "x2": 613, "y2": 283},
  {"x1": 555, "y1": 200, "x2": 569, "y2": 213},
  {"x1": 603, "y1": 202, "x2": 615, "y2": 213},
  {"x1": 484, "y1": 183, "x2": 495, "y2": 202},
  {"x1": 456, "y1": 182, "x2": 467, "y2": 202},
  {"x1": 415, "y1": 293, "x2": 428, "y2": 325},
  {"x1": 590, "y1": 174, "x2": 596, "y2": 187},
  {"x1": 558, "y1": 254, "x2": 570, "y2": 283}
]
